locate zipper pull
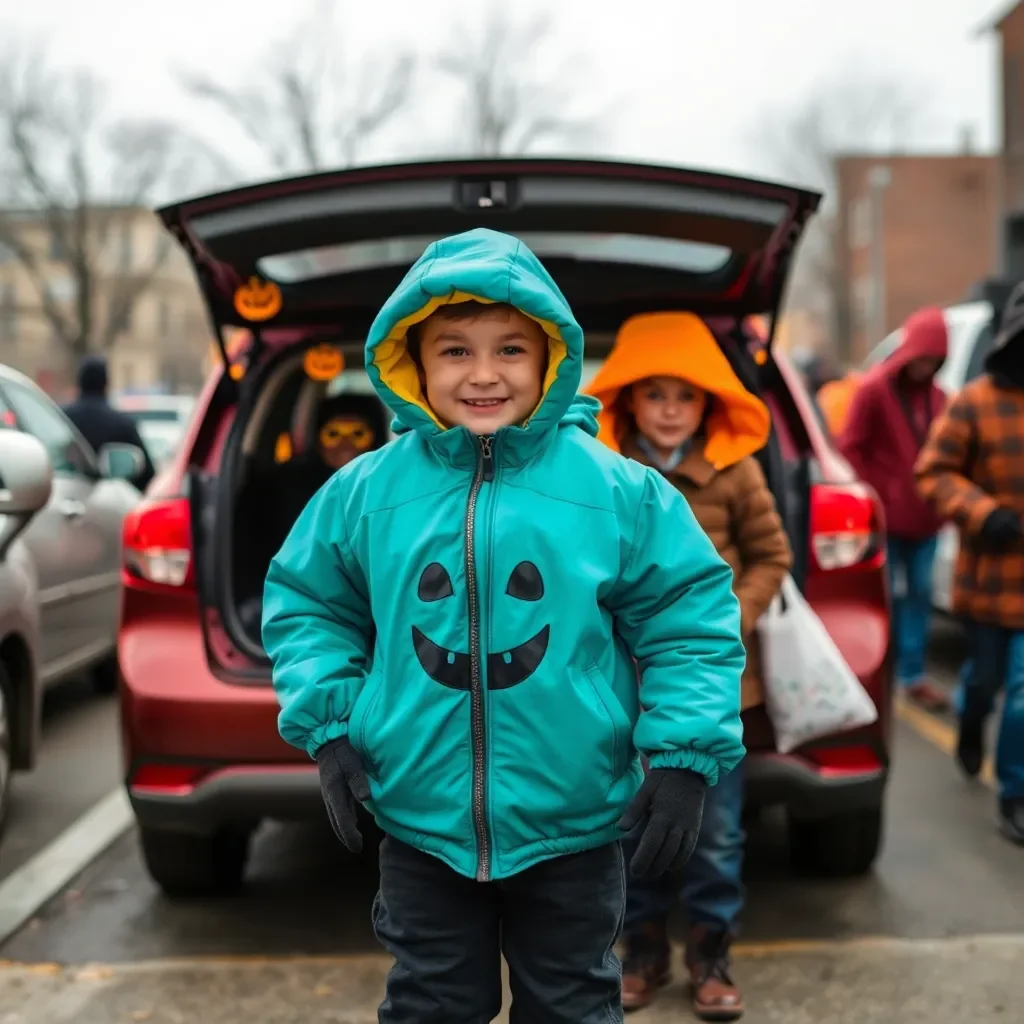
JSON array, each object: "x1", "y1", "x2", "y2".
[{"x1": 479, "y1": 435, "x2": 495, "y2": 482}]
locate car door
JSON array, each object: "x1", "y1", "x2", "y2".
[{"x1": 0, "y1": 377, "x2": 124, "y2": 684}]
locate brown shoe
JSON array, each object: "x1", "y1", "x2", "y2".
[
  {"x1": 686, "y1": 926, "x2": 744, "y2": 1022},
  {"x1": 620, "y1": 921, "x2": 671, "y2": 1012},
  {"x1": 904, "y1": 679, "x2": 950, "y2": 713}
]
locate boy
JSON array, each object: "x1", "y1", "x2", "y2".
[
  {"x1": 915, "y1": 282, "x2": 1024, "y2": 844},
  {"x1": 262, "y1": 228, "x2": 746, "y2": 1022}
]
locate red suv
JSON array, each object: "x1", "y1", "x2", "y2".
[{"x1": 119, "y1": 158, "x2": 892, "y2": 897}]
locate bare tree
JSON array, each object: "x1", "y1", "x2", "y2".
[
  {"x1": 435, "y1": 8, "x2": 603, "y2": 156},
  {"x1": 0, "y1": 39, "x2": 220, "y2": 365},
  {"x1": 751, "y1": 70, "x2": 931, "y2": 357},
  {"x1": 176, "y1": 0, "x2": 414, "y2": 175}
]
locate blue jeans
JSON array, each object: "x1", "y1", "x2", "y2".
[
  {"x1": 623, "y1": 765, "x2": 745, "y2": 935},
  {"x1": 887, "y1": 535, "x2": 938, "y2": 686},
  {"x1": 960, "y1": 623, "x2": 1024, "y2": 801}
]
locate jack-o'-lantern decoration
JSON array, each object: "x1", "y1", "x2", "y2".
[
  {"x1": 233, "y1": 277, "x2": 282, "y2": 322},
  {"x1": 303, "y1": 344, "x2": 344, "y2": 381}
]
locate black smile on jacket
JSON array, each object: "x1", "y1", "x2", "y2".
[{"x1": 412, "y1": 560, "x2": 550, "y2": 690}]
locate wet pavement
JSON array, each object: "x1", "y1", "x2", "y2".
[
  {"x1": 1, "y1": 622, "x2": 1021, "y2": 1021},
  {"x1": 1, "y1": 681, "x2": 120, "y2": 882},
  {"x1": 2, "y1": 934, "x2": 1021, "y2": 1023}
]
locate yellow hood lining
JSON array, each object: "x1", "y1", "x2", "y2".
[{"x1": 371, "y1": 291, "x2": 567, "y2": 429}]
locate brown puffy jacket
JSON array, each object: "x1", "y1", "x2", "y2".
[
  {"x1": 585, "y1": 312, "x2": 793, "y2": 711},
  {"x1": 622, "y1": 440, "x2": 792, "y2": 709}
]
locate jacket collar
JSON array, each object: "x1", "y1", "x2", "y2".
[{"x1": 621, "y1": 435, "x2": 717, "y2": 487}]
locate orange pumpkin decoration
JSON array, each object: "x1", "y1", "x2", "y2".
[
  {"x1": 303, "y1": 344, "x2": 344, "y2": 381},
  {"x1": 233, "y1": 277, "x2": 282, "y2": 322}
]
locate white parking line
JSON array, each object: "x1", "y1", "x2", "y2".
[{"x1": 0, "y1": 787, "x2": 133, "y2": 945}]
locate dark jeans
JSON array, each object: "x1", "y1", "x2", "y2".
[
  {"x1": 960, "y1": 622, "x2": 1024, "y2": 800},
  {"x1": 623, "y1": 764, "x2": 745, "y2": 935},
  {"x1": 373, "y1": 835, "x2": 626, "y2": 1023},
  {"x1": 887, "y1": 535, "x2": 938, "y2": 686}
]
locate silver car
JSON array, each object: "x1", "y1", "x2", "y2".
[{"x1": 0, "y1": 367, "x2": 144, "y2": 832}]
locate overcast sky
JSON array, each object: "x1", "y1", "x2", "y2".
[{"x1": 3, "y1": 0, "x2": 1009, "y2": 194}]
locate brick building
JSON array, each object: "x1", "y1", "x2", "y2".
[
  {"x1": 992, "y1": 1, "x2": 1024, "y2": 273},
  {"x1": 831, "y1": 1, "x2": 1024, "y2": 362},
  {"x1": 834, "y1": 154, "x2": 1000, "y2": 361}
]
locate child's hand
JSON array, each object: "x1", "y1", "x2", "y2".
[
  {"x1": 315, "y1": 736, "x2": 371, "y2": 853},
  {"x1": 618, "y1": 768, "x2": 707, "y2": 879}
]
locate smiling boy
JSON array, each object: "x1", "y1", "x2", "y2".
[{"x1": 262, "y1": 228, "x2": 746, "y2": 1022}]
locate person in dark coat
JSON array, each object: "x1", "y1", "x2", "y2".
[
  {"x1": 61, "y1": 356, "x2": 156, "y2": 491},
  {"x1": 838, "y1": 308, "x2": 950, "y2": 711}
]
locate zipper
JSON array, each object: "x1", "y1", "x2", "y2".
[{"x1": 466, "y1": 433, "x2": 495, "y2": 881}]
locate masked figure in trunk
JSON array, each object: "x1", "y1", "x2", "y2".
[
  {"x1": 916, "y1": 283, "x2": 1024, "y2": 845},
  {"x1": 586, "y1": 312, "x2": 792, "y2": 1019},
  {"x1": 839, "y1": 308, "x2": 949, "y2": 711}
]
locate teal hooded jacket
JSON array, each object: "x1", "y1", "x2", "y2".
[{"x1": 263, "y1": 228, "x2": 746, "y2": 881}]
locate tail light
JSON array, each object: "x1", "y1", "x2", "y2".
[
  {"x1": 129, "y1": 763, "x2": 208, "y2": 795},
  {"x1": 809, "y1": 482, "x2": 884, "y2": 573},
  {"x1": 803, "y1": 744, "x2": 882, "y2": 777},
  {"x1": 122, "y1": 497, "x2": 194, "y2": 590}
]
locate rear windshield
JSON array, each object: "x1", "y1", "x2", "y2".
[{"x1": 258, "y1": 233, "x2": 733, "y2": 284}]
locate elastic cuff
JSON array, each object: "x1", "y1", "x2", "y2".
[
  {"x1": 306, "y1": 719, "x2": 348, "y2": 760},
  {"x1": 647, "y1": 749, "x2": 721, "y2": 786},
  {"x1": 966, "y1": 497, "x2": 1000, "y2": 537}
]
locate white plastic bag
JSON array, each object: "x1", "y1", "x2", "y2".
[{"x1": 757, "y1": 576, "x2": 878, "y2": 754}]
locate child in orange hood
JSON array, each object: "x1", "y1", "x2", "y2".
[{"x1": 586, "y1": 312, "x2": 792, "y2": 1020}]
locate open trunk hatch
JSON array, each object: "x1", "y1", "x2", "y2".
[{"x1": 158, "y1": 158, "x2": 821, "y2": 366}]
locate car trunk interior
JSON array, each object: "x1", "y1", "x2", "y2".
[
  {"x1": 204, "y1": 317, "x2": 811, "y2": 674},
  {"x1": 164, "y1": 160, "x2": 822, "y2": 683}
]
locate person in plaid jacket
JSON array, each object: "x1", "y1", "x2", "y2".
[{"x1": 915, "y1": 283, "x2": 1024, "y2": 844}]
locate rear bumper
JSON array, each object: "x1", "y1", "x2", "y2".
[
  {"x1": 745, "y1": 752, "x2": 887, "y2": 818},
  {"x1": 128, "y1": 753, "x2": 888, "y2": 835},
  {"x1": 129, "y1": 766, "x2": 322, "y2": 833}
]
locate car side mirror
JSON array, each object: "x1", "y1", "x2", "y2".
[
  {"x1": 0, "y1": 431, "x2": 53, "y2": 515},
  {"x1": 98, "y1": 443, "x2": 145, "y2": 482},
  {"x1": 0, "y1": 431, "x2": 53, "y2": 558}
]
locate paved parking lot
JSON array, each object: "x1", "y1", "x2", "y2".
[{"x1": 1, "y1": 623, "x2": 1021, "y2": 1022}]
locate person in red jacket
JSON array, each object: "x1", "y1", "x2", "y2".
[{"x1": 839, "y1": 308, "x2": 949, "y2": 711}]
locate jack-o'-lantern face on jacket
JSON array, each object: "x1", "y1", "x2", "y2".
[{"x1": 412, "y1": 560, "x2": 549, "y2": 690}]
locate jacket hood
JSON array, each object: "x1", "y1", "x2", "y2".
[
  {"x1": 365, "y1": 228, "x2": 584, "y2": 442},
  {"x1": 77, "y1": 355, "x2": 108, "y2": 396},
  {"x1": 561, "y1": 393, "x2": 600, "y2": 437},
  {"x1": 986, "y1": 281, "x2": 1024, "y2": 385},
  {"x1": 584, "y1": 312, "x2": 771, "y2": 471},
  {"x1": 884, "y1": 307, "x2": 948, "y2": 378}
]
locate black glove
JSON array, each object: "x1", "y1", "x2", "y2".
[
  {"x1": 618, "y1": 767, "x2": 707, "y2": 879},
  {"x1": 981, "y1": 507, "x2": 1024, "y2": 546},
  {"x1": 315, "y1": 736, "x2": 370, "y2": 853}
]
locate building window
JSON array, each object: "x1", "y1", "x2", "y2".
[
  {"x1": 119, "y1": 224, "x2": 133, "y2": 270},
  {"x1": 849, "y1": 196, "x2": 872, "y2": 250},
  {"x1": 852, "y1": 274, "x2": 876, "y2": 333},
  {"x1": 0, "y1": 282, "x2": 15, "y2": 345},
  {"x1": 1008, "y1": 56, "x2": 1024, "y2": 155},
  {"x1": 157, "y1": 300, "x2": 171, "y2": 339},
  {"x1": 45, "y1": 275, "x2": 77, "y2": 303}
]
